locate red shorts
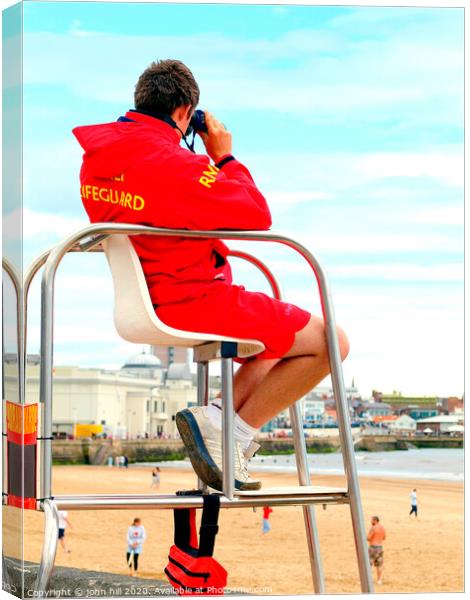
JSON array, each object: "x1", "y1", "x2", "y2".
[{"x1": 156, "y1": 284, "x2": 311, "y2": 360}]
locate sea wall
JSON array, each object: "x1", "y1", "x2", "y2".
[
  {"x1": 52, "y1": 439, "x2": 186, "y2": 465},
  {"x1": 51, "y1": 437, "x2": 341, "y2": 464},
  {"x1": 354, "y1": 435, "x2": 463, "y2": 451},
  {"x1": 51, "y1": 435, "x2": 463, "y2": 464}
]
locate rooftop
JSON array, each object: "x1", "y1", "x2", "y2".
[
  {"x1": 121, "y1": 351, "x2": 162, "y2": 370},
  {"x1": 416, "y1": 415, "x2": 464, "y2": 424}
]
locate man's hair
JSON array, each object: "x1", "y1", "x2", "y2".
[
  {"x1": 133, "y1": 517, "x2": 141, "y2": 524},
  {"x1": 372, "y1": 516, "x2": 380, "y2": 522},
  {"x1": 134, "y1": 59, "x2": 200, "y2": 115}
]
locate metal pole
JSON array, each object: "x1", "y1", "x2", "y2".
[
  {"x1": 34, "y1": 499, "x2": 59, "y2": 593},
  {"x1": 286, "y1": 246, "x2": 374, "y2": 594},
  {"x1": 196, "y1": 361, "x2": 209, "y2": 492},
  {"x1": 246, "y1": 251, "x2": 325, "y2": 593},
  {"x1": 2, "y1": 259, "x2": 22, "y2": 404},
  {"x1": 221, "y1": 357, "x2": 234, "y2": 500},
  {"x1": 196, "y1": 362, "x2": 209, "y2": 407},
  {"x1": 39, "y1": 265, "x2": 55, "y2": 501},
  {"x1": 290, "y1": 402, "x2": 325, "y2": 593}
]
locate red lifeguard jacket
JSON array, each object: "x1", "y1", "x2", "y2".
[{"x1": 72, "y1": 111, "x2": 271, "y2": 307}]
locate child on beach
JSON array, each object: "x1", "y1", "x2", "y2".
[
  {"x1": 262, "y1": 506, "x2": 273, "y2": 533},
  {"x1": 151, "y1": 467, "x2": 161, "y2": 488},
  {"x1": 126, "y1": 517, "x2": 147, "y2": 576},
  {"x1": 409, "y1": 488, "x2": 418, "y2": 517},
  {"x1": 58, "y1": 510, "x2": 73, "y2": 553}
]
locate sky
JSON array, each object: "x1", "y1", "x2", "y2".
[{"x1": 4, "y1": 1, "x2": 464, "y2": 397}]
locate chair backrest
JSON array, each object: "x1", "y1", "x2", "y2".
[{"x1": 101, "y1": 235, "x2": 265, "y2": 355}]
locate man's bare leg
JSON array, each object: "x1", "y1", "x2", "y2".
[
  {"x1": 377, "y1": 566, "x2": 383, "y2": 584},
  {"x1": 233, "y1": 358, "x2": 279, "y2": 412},
  {"x1": 175, "y1": 314, "x2": 348, "y2": 491},
  {"x1": 235, "y1": 315, "x2": 349, "y2": 428}
]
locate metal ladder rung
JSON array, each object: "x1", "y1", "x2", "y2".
[
  {"x1": 235, "y1": 485, "x2": 348, "y2": 497},
  {"x1": 47, "y1": 489, "x2": 348, "y2": 510}
]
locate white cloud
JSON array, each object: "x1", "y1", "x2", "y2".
[
  {"x1": 256, "y1": 259, "x2": 463, "y2": 282},
  {"x1": 294, "y1": 231, "x2": 463, "y2": 255},
  {"x1": 359, "y1": 152, "x2": 464, "y2": 187},
  {"x1": 22, "y1": 13, "x2": 462, "y2": 126},
  {"x1": 409, "y1": 205, "x2": 463, "y2": 226},
  {"x1": 265, "y1": 190, "x2": 333, "y2": 208},
  {"x1": 249, "y1": 150, "x2": 464, "y2": 194},
  {"x1": 23, "y1": 207, "x2": 88, "y2": 239},
  {"x1": 331, "y1": 262, "x2": 463, "y2": 282}
]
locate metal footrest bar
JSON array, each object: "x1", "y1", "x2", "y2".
[{"x1": 46, "y1": 488, "x2": 349, "y2": 510}]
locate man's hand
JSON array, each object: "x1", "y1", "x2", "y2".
[{"x1": 198, "y1": 111, "x2": 232, "y2": 163}]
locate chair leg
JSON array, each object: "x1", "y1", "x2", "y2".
[
  {"x1": 196, "y1": 361, "x2": 209, "y2": 492},
  {"x1": 221, "y1": 357, "x2": 235, "y2": 500},
  {"x1": 34, "y1": 499, "x2": 59, "y2": 594},
  {"x1": 290, "y1": 402, "x2": 325, "y2": 593}
]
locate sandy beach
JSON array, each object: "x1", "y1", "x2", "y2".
[{"x1": 6, "y1": 465, "x2": 464, "y2": 594}]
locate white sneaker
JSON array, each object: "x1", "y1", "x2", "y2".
[{"x1": 176, "y1": 407, "x2": 262, "y2": 491}]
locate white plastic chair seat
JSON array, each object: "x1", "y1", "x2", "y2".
[{"x1": 102, "y1": 235, "x2": 265, "y2": 359}]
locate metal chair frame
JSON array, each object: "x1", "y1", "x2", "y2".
[{"x1": 12, "y1": 223, "x2": 373, "y2": 594}]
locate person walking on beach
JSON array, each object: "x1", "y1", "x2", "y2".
[
  {"x1": 126, "y1": 517, "x2": 147, "y2": 576},
  {"x1": 409, "y1": 488, "x2": 418, "y2": 518},
  {"x1": 367, "y1": 515, "x2": 386, "y2": 585},
  {"x1": 262, "y1": 506, "x2": 273, "y2": 533},
  {"x1": 151, "y1": 467, "x2": 161, "y2": 488},
  {"x1": 58, "y1": 510, "x2": 73, "y2": 553}
]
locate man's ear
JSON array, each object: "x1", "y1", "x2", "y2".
[{"x1": 172, "y1": 104, "x2": 192, "y2": 123}]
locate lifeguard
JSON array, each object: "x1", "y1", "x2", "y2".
[{"x1": 73, "y1": 59, "x2": 350, "y2": 491}]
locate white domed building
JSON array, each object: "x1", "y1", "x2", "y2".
[{"x1": 121, "y1": 350, "x2": 164, "y2": 383}]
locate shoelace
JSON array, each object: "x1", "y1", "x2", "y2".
[{"x1": 235, "y1": 443, "x2": 251, "y2": 481}]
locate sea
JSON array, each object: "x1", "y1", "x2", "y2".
[{"x1": 140, "y1": 448, "x2": 464, "y2": 482}]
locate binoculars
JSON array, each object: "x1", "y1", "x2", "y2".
[{"x1": 188, "y1": 109, "x2": 208, "y2": 135}]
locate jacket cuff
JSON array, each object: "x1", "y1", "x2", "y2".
[{"x1": 214, "y1": 154, "x2": 236, "y2": 169}]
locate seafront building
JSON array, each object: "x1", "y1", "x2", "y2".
[
  {"x1": 415, "y1": 414, "x2": 464, "y2": 435},
  {"x1": 4, "y1": 351, "x2": 196, "y2": 439}
]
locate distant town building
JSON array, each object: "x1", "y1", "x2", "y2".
[
  {"x1": 387, "y1": 414, "x2": 417, "y2": 434},
  {"x1": 378, "y1": 391, "x2": 440, "y2": 408},
  {"x1": 121, "y1": 351, "x2": 165, "y2": 381},
  {"x1": 416, "y1": 414, "x2": 464, "y2": 435},
  {"x1": 364, "y1": 402, "x2": 393, "y2": 418},
  {"x1": 325, "y1": 407, "x2": 337, "y2": 422},
  {"x1": 4, "y1": 352, "x2": 197, "y2": 439},
  {"x1": 407, "y1": 406, "x2": 439, "y2": 420},
  {"x1": 437, "y1": 396, "x2": 464, "y2": 414},
  {"x1": 302, "y1": 390, "x2": 327, "y2": 422}
]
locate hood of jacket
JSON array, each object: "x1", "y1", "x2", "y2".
[{"x1": 72, "y1": 114, "x2": 179, "y2": 179}]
